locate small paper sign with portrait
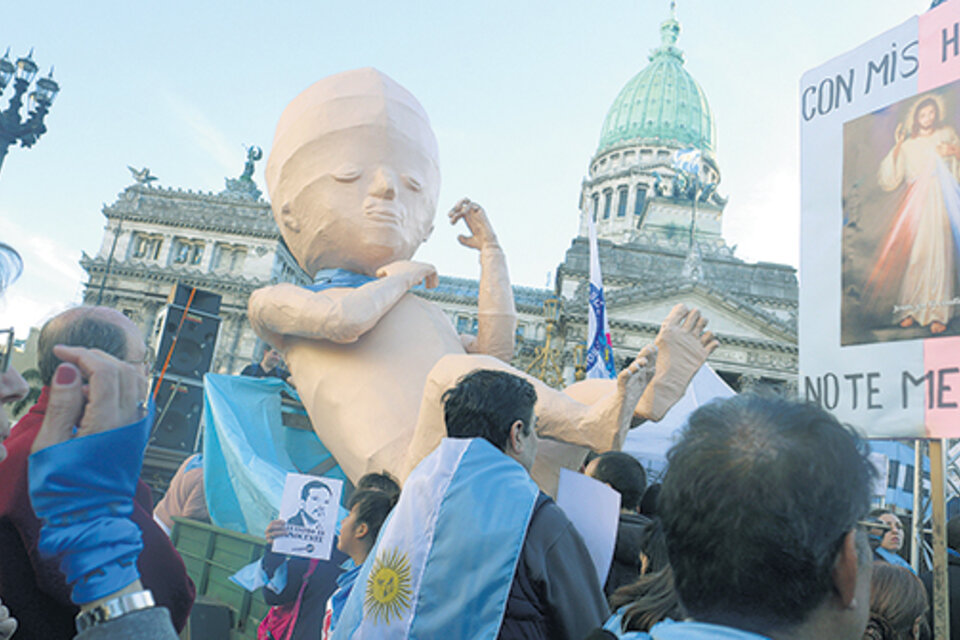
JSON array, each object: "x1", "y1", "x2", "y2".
[{"x1": 272, "y1": 473, "x2": 343, "y2": 560}]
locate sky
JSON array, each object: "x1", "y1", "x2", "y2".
[{"x1": 0, "y1": 0, "x2": 933, "y2": 335}]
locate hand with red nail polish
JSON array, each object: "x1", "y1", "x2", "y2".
[{"x1": 31, "y1": 346, "x2": 148, "y2": 454}]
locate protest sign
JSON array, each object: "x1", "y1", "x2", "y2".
[
  {"x1": 801, "y1": 3, "x2": 960, "y2": 437},
  {"x1": 556, "y1": 468, "x2": 620, "y2": 587},
  {"x1": 272, "y1": 472, "x2": 343, "y2": 560}
]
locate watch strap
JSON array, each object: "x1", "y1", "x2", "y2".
[{"x1": 75, "y1": 589, "x2": 155, "y2": 632}]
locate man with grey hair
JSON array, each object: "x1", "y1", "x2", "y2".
[{"x1": 0, "y1": 306, "x2": 195, "y2": 638}]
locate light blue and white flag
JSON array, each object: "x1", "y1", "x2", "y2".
[
  {"x1": 332, "y1": 438, "x2": 539, "y2": 640},
  {"x1": 672, "y1": 147, "x2": 702, "y2": 176},
  {"x1": 586, "y1": 206, "x2": 616, "y2": 379},
  {"x1": 202, "y1": 374, "x2": 348, "y2": 535}
]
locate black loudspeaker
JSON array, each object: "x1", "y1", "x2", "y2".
[
  {"x1": 153, "y1": 305, "x2": 221, "y2": 380},
  {"x1": 167, "y1": 282, "x2": 222, "y2": 316},
  {"x1": 150, "y1": 375, "x2": 204, "y2": 452}
]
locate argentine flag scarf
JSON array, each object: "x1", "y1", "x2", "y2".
[
  {"x1": 332, "y1": 438, "x2": 539, "y2": 639},
  {"x1": 307, "y1": 268, "x2": 377, "y2": 292}
]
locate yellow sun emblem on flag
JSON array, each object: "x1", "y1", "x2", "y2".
[{"x1": 364, "y1": 547, "x2": 412, "y2": 625}]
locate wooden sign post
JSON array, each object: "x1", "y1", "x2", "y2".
[{"x1": 929, "y1": 439, "x2": 949, "y2": 640}]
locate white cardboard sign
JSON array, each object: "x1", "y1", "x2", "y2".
[
  {"x1": 272, "y1": 473, "x2": 343, "y2": 560},
  {"x1": 556, "y1": 468, "x2": 620, "y2": 587}
]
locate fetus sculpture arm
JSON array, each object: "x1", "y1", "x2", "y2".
[
  {"x1": 248, "y1": 261, "x2": 438, "y2": 345},
  {"x1": 450, "y1": 198, "x2": 517, "y2": 362}
]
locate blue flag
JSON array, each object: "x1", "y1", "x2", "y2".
[{"x1": 672, "y1": 147, "x2": 702, "y2": 176}]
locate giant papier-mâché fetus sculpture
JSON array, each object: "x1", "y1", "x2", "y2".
[{"x1": 249, "y1": 68, "x2": 717, "y2": 493}]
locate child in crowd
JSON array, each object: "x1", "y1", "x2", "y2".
[{"x1": 322, "y1": 488, "x2": 399, "y2": 639}]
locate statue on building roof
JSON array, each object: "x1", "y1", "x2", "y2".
[
  {"x1": 127, "y1": 166, "x2": 158, "y2": 186},
  {"x1": 241, "y1": 145, "x2": 262, "y2": 180},
  {"x1": 221, "y1": 144, "x2": 263, "y2": 200}
]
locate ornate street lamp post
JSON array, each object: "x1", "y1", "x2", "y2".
[
  {"x1": 0, "y1": 48, "x2": 59, "y2": 175},
  {"x1": 573, "y1": 343, "x2": 586, "y2": 381},
  {"x1": 525, "y1": 298, "x2": 566, "y2": 388}
]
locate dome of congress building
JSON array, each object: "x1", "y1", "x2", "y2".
[{"x1": 597, "y1": 10, "x2": 715, "y2": 157}]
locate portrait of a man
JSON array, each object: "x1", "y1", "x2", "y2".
[{"x1": 286, "y1": 479, "x2": 332, "y2": 528}]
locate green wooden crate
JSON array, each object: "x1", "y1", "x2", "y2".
[{"x1": 171, "y1": 517, "x2": 270, "y2": 639}]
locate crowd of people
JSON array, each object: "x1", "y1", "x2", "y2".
[{"x1": 0, "y1": 240, "x2": 953, "y2": 639}]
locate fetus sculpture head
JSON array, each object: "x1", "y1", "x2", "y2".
[{"x1": 267, "y1": 68, "x2": 441, "y2": 277}]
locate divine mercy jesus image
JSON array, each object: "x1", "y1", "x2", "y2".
[{"x1": 841, "y1": 85, "x2": 960, "y2": 346}]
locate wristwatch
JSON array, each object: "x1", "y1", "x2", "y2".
[{"x1": 75, "y1": 589, "x2": 156, "y2": 632}]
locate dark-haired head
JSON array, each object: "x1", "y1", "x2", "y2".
[
  {"x1": 660, "y1": 393, "x2": 875, "y2": 634},
  {"x1": 866, "y1": 509, "x2": 904, "y2": 554},
  {"x1": 637, "y1": 517, "x2": 669, "y2": 576},
  {"x1": 586, "y1": 451, "x2": 647, "y2": 512},
  {"x1": 346, "y1": 488, "x2": 398, "y2": 541},
  {"x1": 356, "y1": 471, "x2": 401, "y2": 500},
  {"x1": 639, "y1": 483, "x2": 661, "y2": 518},
  {"x1": 442, "y1": 369, "x2": 537, "y2": 452},
  {"x1": 339, "y1": 488, "x2": 399, "y2": 564}
]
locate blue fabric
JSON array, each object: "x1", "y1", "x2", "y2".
[
  {"x1": 28, "y1": 403, "x2": 155, "y2": 604},
  {"x1": 183, "y1": 453, "x2": 203, "y2": 472},
  {"x1": 227, "y1": 557, "x2": 290, "y2": 594},
  {"x1": 329, "y1": 561, "x2": 361, "y2": 633},
  {"x1": 876, "y1": 547, "x2": 916, "y2": 573},
  {"x1": 647, "y1": 620, "x2": 771, "y2": 639},
  {"x1": 306, "y1": 268, "x2": 376, "y2": 292},
  {"x1": 333, "y1": 438, "x2": 539, "y2": 639},
  {"x1": 603, "y1": 609, "x2": 649, "y2": 639},
  {"x1": 263, "y1": 559, "x2": 289, "y2": 594},
  {"x1": 602, "y1": 613, "x2": 771, "y2": 639},
  {"x1": 202, "y1": 374, "x2": 347, "y2": 535}
]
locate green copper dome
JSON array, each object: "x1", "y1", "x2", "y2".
[{"x1": 597, "y1": 14, "x2": 715, "y2": 154}]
